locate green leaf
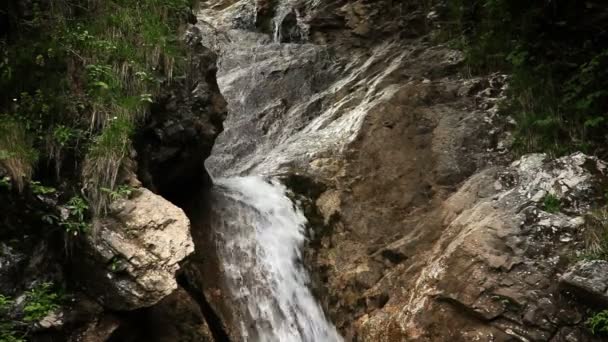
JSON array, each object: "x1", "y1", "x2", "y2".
[{"x1": 93, "y1": 81, "x2": 109, "y2": 89}]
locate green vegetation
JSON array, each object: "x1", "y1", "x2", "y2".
[
  {"x1": 61, "y1": 196, "x2": 91, "y2": 236},
  {"x1": 1, "y1": 0, "x2": 195, "y2": 218},
  {"x1": 23, "y1": 282, "x2": 61, "y2": 322},
  {"x1": 0, "y1": 283, "x2": 62, "y2": 341},
  {"x1": 0, "y1": 324, "x2": 24, "y2": 342},
  {"x1": 0, "y1": 293, "x2": 21, "y2": 342},
  {"x1": 30, "y1": 181, "x2": 56, "y2": 195},
  {"x1": 587, "y1": 310, "x2": 608, "y2": 336},
  {"x1": 541, "y1": 193, "x2": 561, "y2": 214},
  {"x1": 101, "y1": 184, "x2": 134, "y2": 202},
  {"x1": 440, "y1": 0, "x2": 608, "y2": 157}
]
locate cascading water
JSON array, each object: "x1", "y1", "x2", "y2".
[
  {"x1": 270, "y1": 0, "x2": 318, "y2": 43},
  {"x1": 208, "y1": 176, "x2": 343, "y2": 342}
]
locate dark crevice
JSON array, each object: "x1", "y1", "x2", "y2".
[{"x1": 178, "y1": 273, "x2": 232, "y2": 342}]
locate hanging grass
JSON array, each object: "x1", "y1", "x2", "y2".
[{"x1": 0, "y1": 0, "x2": 196, "y2": 213}]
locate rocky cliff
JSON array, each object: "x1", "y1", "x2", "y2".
[
  {"x1": 184, "y1": 0, "x2": 608, "y2": 341},
  {"x1": 2, "y1": 0, "x2": 608, "y2": 341}
]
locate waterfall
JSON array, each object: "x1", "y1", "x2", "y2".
[
  {"x1": 209, "y1": 176, "x2": 343, "y2": 342},
  {"x1": 270, "y1": 0, "x2": 317, "y2": 43}
]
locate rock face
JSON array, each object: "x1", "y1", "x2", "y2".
[
  {"x1": 191, "y1": 0, "x2": 608, "y2": 341},
  {"x1": 561, "y1": 260, "x2": 608, "y2": 307},
  {"x1": 107, "y1": 287, "x2": 216, "y2": 342},
  {"x1": 356, "y1": 153, "x2": 606, "y2": 341},
  {"x1": 76, "y1": 188, "x2": 194, "y2": 311},
  {"x1": 135, "y1": 25, "x2": 227, "y2": 204}
]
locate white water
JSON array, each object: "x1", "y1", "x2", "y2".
[{"x1": 211, "y1": 176, "x2": 343, "y2": 342}]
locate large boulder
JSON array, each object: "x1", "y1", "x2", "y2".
[{"x1": 76, "y1": 188, "x2": 194, "y2": 311}]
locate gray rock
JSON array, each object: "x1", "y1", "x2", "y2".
[
  {"x1": 77, "y1": 188, "x2": 194, "y2": 310},
  {"x1": 560, "y1": 260, "x2": 608, "y2": 305},
  {"x1": 38, "y1": 310, "x2": 64, "y2": 330}
]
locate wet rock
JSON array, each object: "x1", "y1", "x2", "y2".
[
  {"x1": 191, "y1": 0, "x2": 608, "y2": 341},
  {"x1": 76, "y1": 188, "x2": 194, "y2": 311}
]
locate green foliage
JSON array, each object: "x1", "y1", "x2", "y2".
[
  {"x1": 0, "y1": 0, "x2": 195, "y2": 214},
  {"x1": 52, "y1": 125, "x2": 80, "y2": 148},
  {"x1": 542, "y1": 194, "x2": 561, "y2": 214},
  {"x1": 0, "y1": 324, "x2": 24, "y2": 342},
  {"x1": 101, "y1": 185, "x2": 134, "y2": 202},
  {"x1": 84, "y1": 117, "x2": 134, "y2": 214},
  {"x1": 61, "y1": 196, "x2": 90, "y2": 236},
  {"x1": 0, "y1": 295, "x2": 21, "y2": 342},
  {"x1": 587, "y1": 310, "x2": 608, "y2": 336},
  {"x1": 30, "y1": 181, "x2": 56, "y2": 195},
  {"x1": 440, "y1": 0, "x2": 608, "y2": 158},
  {"x1": 23, "y1": 282, "x2": 61, "y2": 322},
  {"x1": 0, "y1": 295, "x2": 11, "y2": 311}
]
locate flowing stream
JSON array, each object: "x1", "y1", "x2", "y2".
[{"x1": 209, "y1": 177, "x2": 343, "y2": 342}]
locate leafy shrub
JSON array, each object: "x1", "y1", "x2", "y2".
[
  {"x1": 61, "y1": 196, "x2": 90, "y2": 236},
  {"x1": 30, "y1": 181, "x2": 56, "y2": 195},
  {"x1": 23, "y1": 282, "x2": 61, "y2": 322},
  {"x1": 0, "y1": 295, "x2": 11, "y2": 311},
  {"x1": 587, "y1": 310, "x2": 608, "y2": 336},
  {"x1": 0, "y1": 324, "x2": 24, "y2": 342},
  {"x1": 101, "y1": 185, "x2": 134, "y2": 201}
]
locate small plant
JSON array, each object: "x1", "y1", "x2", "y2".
[
  {"x1": 52, "y1": 125, "x2": 79, "y2": 147},
  {"x1": 0, "y1": 295, "x2": 12, "y2": 311},
  {"x1": 66, "y1": 196, "x2": 88, "y2": 221},
  {"x1": 542, "y1": 194, "x2": 561, "y2": 214},
  {"x1": 0, "y1": 295, "x2": 21, "y2": 342},
  {"x1": 30, "y1": 181, "x2": 56, "y2": 195},
  {"x1": 101, "y1": 185, "x2": 133, "y2": 201},
  {"x1": 61, "y1": 220, "x2": 89, "y2": 236},
  {"x1": 108, "y1": 256, "x2": 126, "y2": 273},
  {"x1": 23, "y1": 282, "x2": 60, "y2": 322},
  {"x1": 61, "y1": 196, "x2": 91, "y2": 236},
  {"x1": 0, "y1": 323, "x2": 24, "y2": 342},
  {"x1": 587, "y1": 310, "x2": 608, "y2": 336}
]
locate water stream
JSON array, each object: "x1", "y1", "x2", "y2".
[{"x1": 209, "y1": 177, "x2": 343, "y2": 342}]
